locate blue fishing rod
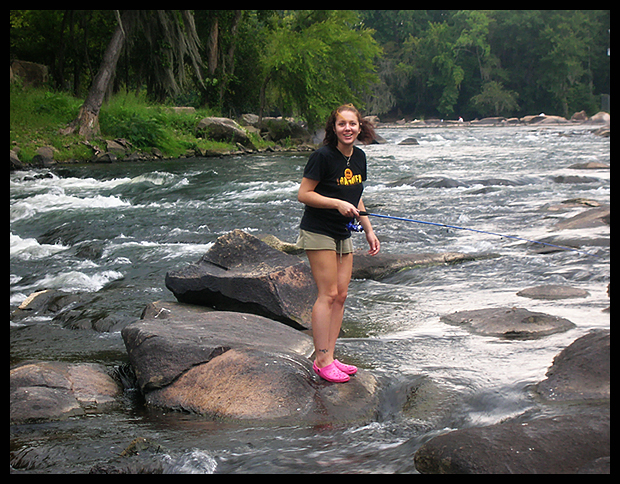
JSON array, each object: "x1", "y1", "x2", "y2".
[{"x1": 348, "y1": 211, "x2": 604, "y2": 258}]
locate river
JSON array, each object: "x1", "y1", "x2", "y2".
[{"x1": 10, "y1": 125, "x2": 610, "y2": 473}]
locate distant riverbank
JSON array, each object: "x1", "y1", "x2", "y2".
[{"x1": 10, "y1": 85, "x2": 609, "y2": 170}]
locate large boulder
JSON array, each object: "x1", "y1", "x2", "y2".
[
  {"x1": 124, "y1": 300, "x2": 314, "y2": 392},
  {"x1": 553, "y1": 205, "x2": 610, "y2": 230},
  {"x1": 440, "y1": 307, "x2": 576, "y2": 339},
  {"x1": 165, "y1": 230, "x2": 317, "y2": 330},
  {"x1": 122, "y1": 301, "x2": 379, "y2": 424},
  {"x1": 414, "y1": 411, "x2": 610, "y2": 474},
  {"x1": 415, "y1": 330, "x2": 610, "y2": 474},
  {"x1": 11, "y1": 60, "x2": 49, "y2": 88},
  {"x1": 10, "y1": 361, "x2": 121, "y2": 423},
  {"x1": 585, "y1": 111, "x2": 610, "y2": 124},
  {"x1": 535, "y1": 330, "x2": 610, "y2": 403},
  {"x1": 259, "y1": 117, "x2": 311, "y2": 144},
  {"x1": 195, "y1": 117, "x2": 256, "y2": 150}
]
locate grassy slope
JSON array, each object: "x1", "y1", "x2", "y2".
[{"x1": 10, "y1": 86, "x2": 264, "y2": 164}]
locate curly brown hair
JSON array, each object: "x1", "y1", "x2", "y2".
[{"x1": 323, "y1": 104, "x2": 376, "y2": 147}]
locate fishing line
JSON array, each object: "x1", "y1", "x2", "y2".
[{"x1": 348, "y1": 211, "x2": 604, "y2": 258}]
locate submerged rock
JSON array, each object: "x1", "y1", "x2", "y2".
[
  {"x1": 516, "y1": 285, "x2": 590, "y2": 300},
  {"x1": 440, "y1": 307, "x2": 576, "y2": 338},
  {"x1": 122, "y1": 301, "x2": 379, "y2": 424},
  {"x1": 165, "y1": 230, "x2": 317, "y2": 330},
  {"x1": 352, "y1": 251, "x2": 497, "y2": 280}
]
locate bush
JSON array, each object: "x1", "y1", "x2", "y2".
[{"x1": 100, "y1": 111, "x2": 167, "y2": 149}]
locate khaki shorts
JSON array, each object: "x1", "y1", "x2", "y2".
[{"x1": 296, "y1": 229, "x2": 354, "y2": 254}]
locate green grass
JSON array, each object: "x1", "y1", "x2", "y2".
[{"x1": 10, "y1": 85, "x2": 264, "y2": 164}]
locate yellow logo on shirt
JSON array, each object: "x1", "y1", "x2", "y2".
[{"x1": 338, "y1": 168, "x2": 362, "y2": 186}]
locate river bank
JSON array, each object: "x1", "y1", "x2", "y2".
[
  {"x1": 10, "y1": 87, "x2": 319, "y2": 170},
  {"x1": 9, "y1": 86, "x2": 609, "y2": 170}
]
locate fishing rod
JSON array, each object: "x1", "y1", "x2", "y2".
[{"x1": 348, "y1": 211, "x2": 604, "y2": 258}]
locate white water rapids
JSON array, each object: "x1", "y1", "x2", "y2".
[{"x1": 10, "y1": 125, "x2": 609, "y2": 473}]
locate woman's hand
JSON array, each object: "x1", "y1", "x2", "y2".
[
  {"x1": 365, "y1": 231, "x2": 380, "y2": 256},
  {"x1": 336, "y1": 200, "x2": 360, "y2": 218}
]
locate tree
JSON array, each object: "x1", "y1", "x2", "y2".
[
  {"x1": 63, "y1": 10, "x2": 134, "y2": 138},
  {"x1": 64, "y1": 10, "x2": 203, "y2": 139},
  {"x1": 470, "y1": 80, "x2": 519, "y2": 116},
  {"x1": 258, "y1": 10, "x2": 381, "y2": 128}
]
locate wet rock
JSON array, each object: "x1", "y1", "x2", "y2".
[
  {"x1": 10, "y1": 361, "x2": 122, "y2": 423},
  {"x1": 195, "y1": 117, "x2": 256, "y2": 150},
  {"x1": 540, "y1": 198, "x2": 602, "y2": 212},
  {"x1": 10, "y1": 149, "x2": 23, "y2": 170},
  {"x1": 553, "y1": 205, "x2": 610, "y2": 230},
  {"x1": 585, "y1": 111, "x2": 610, "y2": 124},
  {"x1": 414, "y1": 411, "x2": 610, "y2": 474},
  {"x1": 11, "y1": 289, "x2": 94, "y2": 321},
  {"x1": 535, "y1": 330, "x2": 610, "y2": 403},
  {"x1": 568, "y1": 161, "x2": 610, "y2": 170},
  {"x1": 11, "y1": 288, "x2": 137, "y2": 332},
  {"x1": 352, "y1": 251, "x2": 497, "y2": 281},
  {"x1": 165, "y1": 230, "x2": 317, "y2": 330},
  {"x1": 415, "y1": 330, "x2": 610, "y2": 474},
  {"x1": 440, "y1": 307, "x2": 576, "y2": 339},
  {"x1": 32, "y1": 145, "x2": 56, "y2": 167},
  {"x1": 527, "y1": 234, "x2": 609, "y2": 255},
  {"x1": 123, "y1": 300, "x2": 314, "y2": 392},
  {"x1": 259, "y1": 117, "x2": 311, "y2": 144},
  {"x1": 122, "y1": 301, "x2": 379, "y2": 424},
  {"x1": 552, "y1": 175, "x2": 601, "y2": 184},
  {"x1": 89, "y1": 437, "x2": 168, "y2": 474},
  {"x1": 398, "y1": 137, "x2": 419, "y2": 145},
  {"x1": 387, "y1": 176, "x2": 468, "y2": 189},
  {"x1": 258, "y1": 233, "x2": 304, "y2": 254},
  {"x1": 516, "y1": 285, "x2": 590, "y2": 300},
  {"x1": 147, "y1": 347, "x2": 378, "y2": 423}
]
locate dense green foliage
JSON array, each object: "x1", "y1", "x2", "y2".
[{"x1": 10, "y1": 10, "x2": 610, "y2": 125}]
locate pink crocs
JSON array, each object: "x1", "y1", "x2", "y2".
[
  {"x1": 313, "y1": 361, "x2": 350, "y2": 383},
  {"x1": 334, "y1": 359, "x2": 357, "y2": 375}
]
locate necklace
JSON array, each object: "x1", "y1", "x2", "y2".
[{"x1": 338, "y1": 147, "x2": 353, "y2": 167}]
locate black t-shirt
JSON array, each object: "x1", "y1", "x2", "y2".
[{"x1": 300, "y1": 144, "x2": 367, "y2": 239}]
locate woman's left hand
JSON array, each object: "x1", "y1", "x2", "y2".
[{"x1": 366, "y1": 232, "x2": 380, "y2": 256}]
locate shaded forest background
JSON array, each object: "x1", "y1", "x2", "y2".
[{"x1": 10, "y1": 10, "x2": 610, "y2": 128}]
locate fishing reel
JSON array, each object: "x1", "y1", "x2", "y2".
[{"x1": 346, "y1": 219, "x2": 364, "y2": 232}]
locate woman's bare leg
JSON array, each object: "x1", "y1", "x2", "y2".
[{"x1": 306, "y1": 250, "x2": 352, "y2": 368}]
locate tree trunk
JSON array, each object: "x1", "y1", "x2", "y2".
[
  {"x1": 207, "y1": 15, "x2": 219, "y2": 76},
  {"x1": 64, "y1": 10, "x2": 134, "y2": 139},
  {"x1": 258, "y1": 72, "x2": 272, "y2": 127}
]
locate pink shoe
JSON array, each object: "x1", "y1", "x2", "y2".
[
  {"x1": 313, "y1": 361, "x2": 350, "y2": 383},
  {"x1": 334, "y1": 359, "x2": 357, "y2": 375}
]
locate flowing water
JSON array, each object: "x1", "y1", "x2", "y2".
[{"x1": 10, "y1": 125, "x2": 610, "y2": 473}]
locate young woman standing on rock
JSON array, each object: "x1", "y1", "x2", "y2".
[{"x1": 297, "y1": 104, "x2": 380, "y2": 383}]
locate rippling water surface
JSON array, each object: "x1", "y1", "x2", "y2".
[{"x1": 10, "y1": 126, "x2": 609, "y2": 473}]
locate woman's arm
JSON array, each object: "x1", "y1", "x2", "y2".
[
  {"x1": 357, "y1": 198, "x2": 380, "y2": 256},
  {"x1": 297, "y1": 177, "x2": 359, "y2": 218}
]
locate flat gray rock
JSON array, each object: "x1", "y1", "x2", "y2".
[
  {"x1": 516, "y1": 285, "x2": 590, "y2": 300},
  {"x1": 440, "y1": 307, "x2": 576, "y2": 338}
]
